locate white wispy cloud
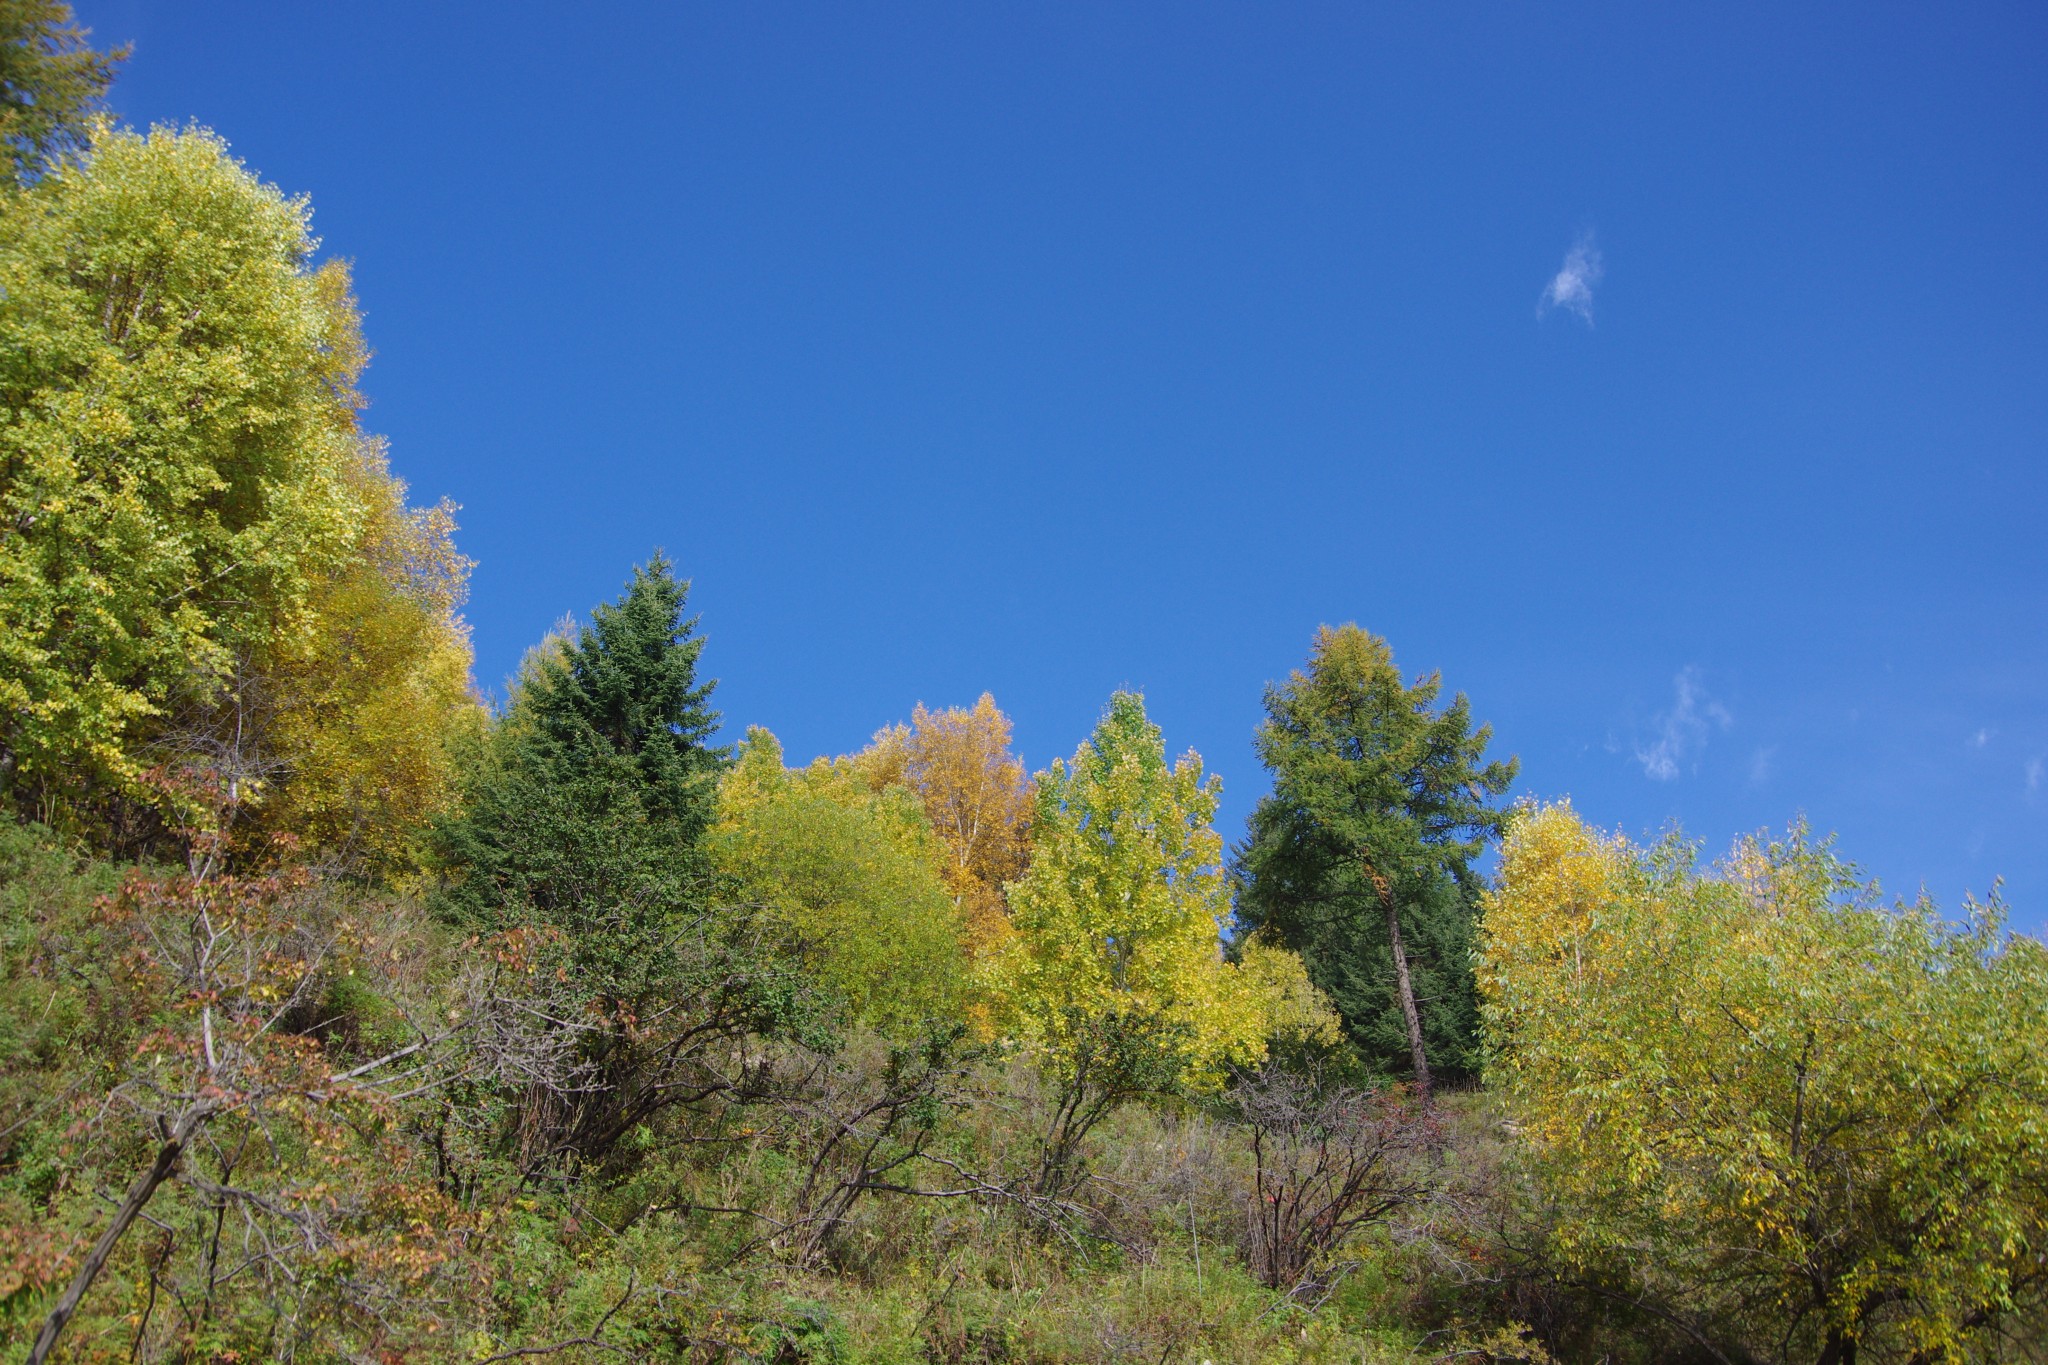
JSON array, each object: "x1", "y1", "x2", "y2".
[
  {"x1": 1634, "y1": 666, "x2": 1732, "y2": 781},
  {"x1": 1971, "y1": 728, "x2": 1994, "y2": 749},
  {"x1": 1539, "y1": 231, "x2": 1603, "y2": 325},
  {"x1": 2028, "y1": 757, "x2": 2044, "y2": 794},
  {"x1": 1749, "y1": 747, "x2": 1776, "y2": 786}
]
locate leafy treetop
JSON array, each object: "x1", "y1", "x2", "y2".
[{"x1": 0, "y1": 0, "x2": 122, "y2": 186}]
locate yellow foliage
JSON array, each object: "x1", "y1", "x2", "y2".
[
  {"x1": 1474, "y1": 800, "x2": 1621, "y2": 1036},
  {"x1": 981, "y1": 692, "x2": 1313, "y2": 1092},
  {"x1": 1478, "y1": 804, "x2": 2048, "y2": 1357},
  {"x1": 0, "y1": 125, "x2": 478, "y2": 855},
  {"x1": 252, "y1": 438, "x2": 480, "y2": 879},
  {"x1": 1235, "y1": 932, "x2": 1344, "y2": 1050},
  {"x1": 0, "y1": 128, "x2": 358, "y2": 805},
  {"x1": 849, "y1": 694, "x2": 1032, "y2": 959},
  {"x1": 712, "y1": 727, "x2": 968, "y2": 1032}
]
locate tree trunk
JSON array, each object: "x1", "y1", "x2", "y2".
[
  {"x1": 1363, "y1": 858, "x2": 1431, "y2": 1097},
  {"x1": 1816, "y1": 1330, "x2": 1857, "y2": 1365},
  {"x1": 29, "y1": 1108, "x2": 205, "y2": 1365}
]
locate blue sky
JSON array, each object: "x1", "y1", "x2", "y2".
[{"x1": 80, "y1": 2, "x2": 2048, "y2": 927}]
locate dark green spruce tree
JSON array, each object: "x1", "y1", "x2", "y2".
[
  {"x1": 435, "y1": 553, "x2": 726, "y2": 968},
  {"x1": 431, "y1": 557, "x2": 807, "y2": 1175},
  {"x1": 1233, "y1": 624, "x2": 1515, "y2": 1093}
]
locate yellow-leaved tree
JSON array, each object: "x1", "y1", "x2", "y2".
[
  {"x1": 248, "y1": 439, "x2": 477, "y2": 879},
  {"x1": 984, "y1": 690, "x2": 1334, "y2": 1195},
  {"x1": 1479, "y1": 802, "x2": 2048, "y2": 1364},
  {"x1": 0, "y1": 123, "x2": 476, "y2": 859},
  {"x1": 854, "y1": 693, "x2": 1033, "y2": 957},
  {"x1": 711, "y1": 727, "x2": 968, "y2": 1034}
]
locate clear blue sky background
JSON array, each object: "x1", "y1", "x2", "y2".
[{"x1": 79, "y1": 2, "x2": 2048, "y2": 928}]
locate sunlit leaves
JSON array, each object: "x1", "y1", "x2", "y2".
[
  {"x1": 1480, "y1": 804, "x2": 2048, "y2": 1358},
  {"x1": 857, "y1": 694, "x2": 1032, "y2": 959},
  {"x1": 0, "y1": 124, "x2": 476, "y2": 851},
  {"x1": 985, "y1": 691, "x2": 1324, "y2": 1095},
  {"x1": 712, "y1": 727, "x2": 967, "y2": 1033}
]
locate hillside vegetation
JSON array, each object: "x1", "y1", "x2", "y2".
[{"x1": 2, "y1": 9, "x2": 2043, "y2": 1362}]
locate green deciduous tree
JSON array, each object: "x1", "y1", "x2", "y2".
[
  {"x1": 1481, "y1": 804, "x2": 2048, "y2": 1363},
  {"x1": 1234, "y1": 625, "x2": 1516, "y2": 1092},
  {"x1": 0, "y1": 124, "x2": 473, "y2": 852},
  {"x1": 711, "y1": 727, "x2": 968, "y2": 1034}
]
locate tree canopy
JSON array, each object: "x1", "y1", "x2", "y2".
[
  {"x1": 857, "y1": 693, "x2": 1033, "y2": 958},
  {"x1": 0, "y1": 122, "x2": 474, "y2": 855},
  {"x1": 1235, "y1": 624, "x2": 1516, "y2": 1088},
  {"x1": 988, "y1": 691, "x2": 1330, "y2": 1097},
  {"x1": 0, "y1": 0, "x2": 121, "y2": 185},
  {"x1": 712, "y1": 726, "x2": 969, "y2": 1033},
  {"x1": 1481, "y1": 803, "x2": 2048, "y2": 1362}
]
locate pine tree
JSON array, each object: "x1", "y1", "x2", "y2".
[{"x1": 1234, "y1": 625, "x2": 1515, "y2": 1092}]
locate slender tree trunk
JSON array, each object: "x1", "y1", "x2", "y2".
[
  {"x1": 1363, "y1": 858, "x2": 1432, "y2": 1097},
  {"x1": 29, "y1": 1108, "x2": 205, "y2": 1365},
  {"x1": 1382, "y1": 894, "x2": 1433, "y2": 1096}
]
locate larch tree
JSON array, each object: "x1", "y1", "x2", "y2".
[
  {"x1": 1234, "y1": 625, "x2": 1515, "y2": 1092},
  {"x1": 857, "y1": 693, "x2": 1033, "y2": 957}
]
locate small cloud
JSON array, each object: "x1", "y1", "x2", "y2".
[
  {"x1": 1633, "y1": 666, "x2": 1732, "y2": 781},
  {"x1": 1539, "y1": 231, "x2": 1603, "y2": 325},
  {"x1": 1749, "y1": 747, "x2": 1776, "y2": 785},
  {"x1": 2028, "y1": 757, "x2": 2044, "y2": 794},
  {"x1": 1971, "y1": 728, "x2": 1994, "y2": 749}
]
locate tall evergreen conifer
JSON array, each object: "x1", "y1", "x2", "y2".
[{"x1": 434, "y1": 556, "x2": 727, "y2": 991}]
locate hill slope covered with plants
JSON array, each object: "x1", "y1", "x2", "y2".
[{"x1": 2, "y1": 9, "x2": 2043, "y2": 1362}]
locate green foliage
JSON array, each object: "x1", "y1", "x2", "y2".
[
  {"x1": 0, "y1": 124, "x2": 356, "y2": 819},
  {"x1": 713, "y1": 727, "x2": 969, "y2": 1033},
  {"x1": 0, "y1": 123, "x2": 475, "y2": 854},
  {"x1": 1236, "y1": 624, "x2": 1516, "y2": 1084},
  {"x1": 0, "y1": 0, "x2": 121, "y2": 186},
  {"x1": 1482, "y1": 804, "x2": 2048, "y2": 1361},
  {"x1": 984, "y1": 692, "x2": 1336, "y2": 1196},
  {"x1": 434, "y1": 555, "x2": 725, "y2": 985},
  {"x1": 0, "y1": 822, "x2": 124, "y2": 1168},
  {"x1": 3, "y1": 66, "x2": 2043, "y2": 1365}
]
